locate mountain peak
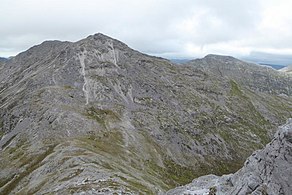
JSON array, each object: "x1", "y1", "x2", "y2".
[
  {"x1": 83, "y1": 32, "x2": 113, "y2": 41},
  {"x1": 92, "y1": 32, "x2": 112, "y2": 39},
  {"x1": 76, "y1": 32, "x2": 131, "y2": 53},
  {"x1": 83, "y1": 33, "x2": 125, "y2": 45},
  {"x1": 204, "y1": 54, "x2": 237, "y2": 61}
]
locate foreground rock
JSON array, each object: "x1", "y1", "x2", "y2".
[{"x1": 167, "y1": 119, "x2": 292, "y2": 195}]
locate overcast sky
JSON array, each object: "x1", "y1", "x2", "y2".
[{"x1": 1, "y1": 0, "x2": 292, "y2": 64}]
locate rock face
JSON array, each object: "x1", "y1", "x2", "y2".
[
  {"x1": 0, "y1": 33, "x2": 291, "y2": 194},
  {"x1": 167, "y1": 119, "x2": 292, "y2": 195}
]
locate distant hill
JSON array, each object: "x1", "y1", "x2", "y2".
[
  {"x1": 258, "y1": 63, "x2": 286, "y2": 70},
  {"x1": 169, "y1": 58, "x2": 191, "y2": 64},
  {"x1": 0, "y1": 57, "x2": 7, "y2": 62},
  {"x1": 170, "y1": 58, "x2": 287, "y2": 70}
]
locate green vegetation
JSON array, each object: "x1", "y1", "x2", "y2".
[
  {"x1": 63, "y1": 85, "x2": 73, "y2": 90},
  {"x1": 119, "y1": 176, "x2": 154, "y2": 194},
  {"x1": 73, "y1": 129, "x2": 201, "y2": 192},
  {"x1": 145, "y1": 158, "x2": 198, "y2": 187},
  {"x1": 84, "y1": 107, "x2": 120, "y2": 128},
  {"x1": 78, "y1": 130, "x2": 124, "y2": 156},
  {"x1": 0, "y1": 131, "x2": 4, "y2": 140},
  {"x1": 0, "y1": 144, "x2": 56, "y2": 194},
  {"x1": 230, "y1": 80, "x2": 244, "y2": 97}
]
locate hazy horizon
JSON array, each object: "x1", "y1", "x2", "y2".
[{"x1": 1, "y1": 34, "x2": 291, "y2": 66}]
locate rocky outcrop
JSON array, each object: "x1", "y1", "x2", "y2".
[
  {"x1": 167, "y1": 119, "x2": 292, "y2": 195},
  {"x1": 0, "y1": 34, "x2": 291, "y2": 194}
]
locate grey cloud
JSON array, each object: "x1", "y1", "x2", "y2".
[
  {"x1": 243, "y1": 51, "x2": 292, "y2": 66},
  {"x1": 0, "y1": 0, "x2": 292, "y2": 63}
]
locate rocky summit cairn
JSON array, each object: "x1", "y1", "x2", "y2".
[{"x1": 167, "y1": 119, "x2": 292, "y2": 195}]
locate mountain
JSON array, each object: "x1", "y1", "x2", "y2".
[
  {"x1": 188, "y1": 54, "x2": 291, "y2": 96},
  {"x1": 170, "y1": 57, "x2": 287, "y2": 70},
  {"x1": 0, "y1": 33, "x2": 291, "y2": 194},
  {"x1": 167, "y1": 119, "x2": 292, "y2": 195},
  {"x1": 0, "y1": 57, "x2": 7, "y2": 66},
  {"x1": 169, "y1": 59, "x2": 191, "y2": 64}
]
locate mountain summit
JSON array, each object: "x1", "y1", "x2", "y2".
[{"x1": 0, "y1": 33, "x2": 291, "y2": 194}]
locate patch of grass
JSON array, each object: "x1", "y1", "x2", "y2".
[
  {"x1": 138, "y1": 151, "x2": 199, "y2": 189},
  {"x1": 77, "y1": 130, "x2": 124, "y2": 156},
  {"x1": 119, "y1": 176, "x2": 154, "y2": 194},
  {"x1": 230, "y1": 80, "x2": 244, "y2": 97},
  {"x1": 0, "y1": 145, "x2": 56, "y2": 195},
  {"x1": 0, "y1": 130, "x2": 4, "y2": 139},
  {"x1": 206, "y1": 158, "x2": 243, "y2": 175},
  {"x1": 63, "y1": 85, "x2": 73, "y2": 90},
  {"x1": 84, "y1": 107, "x2": 120, "y2": 128}
]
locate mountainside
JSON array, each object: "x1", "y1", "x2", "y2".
[
  {"x1": 167, "y1": 119, "x2": 292, "y2": 195},
  {"x1": 280, "y1": 65, "x2": 292, "y2": 74},
  {"x1": 0, "y1": 33, "x2": 291, "y2": 194}
]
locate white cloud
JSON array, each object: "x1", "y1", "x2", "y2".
[{"x1": 0, "y1": 0, "x2": 292, "y2": 63}]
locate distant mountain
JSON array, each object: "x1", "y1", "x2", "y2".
[
  {"x1": 169, "y1": 58, "x2": 191, "y2": 64},
  {"x1": 0, "y1": 34, "x2": 291, "y2": 194},
  {"x1": 170, "y1": 57, "x2": 287, "y2": 70},
  {"x1": 0, "y1": 57, "x2": 7, "y2": 62},
  {"x1": 258, "y1": 63, "x2": 286, "y2": 70},
  {"x1": 188, "y1": 54, "x2": 291, "y2": 95}
]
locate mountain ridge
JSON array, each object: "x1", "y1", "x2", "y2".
[{"x1": 0, "y1": 33, "x2": 291, "y2": 194}]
